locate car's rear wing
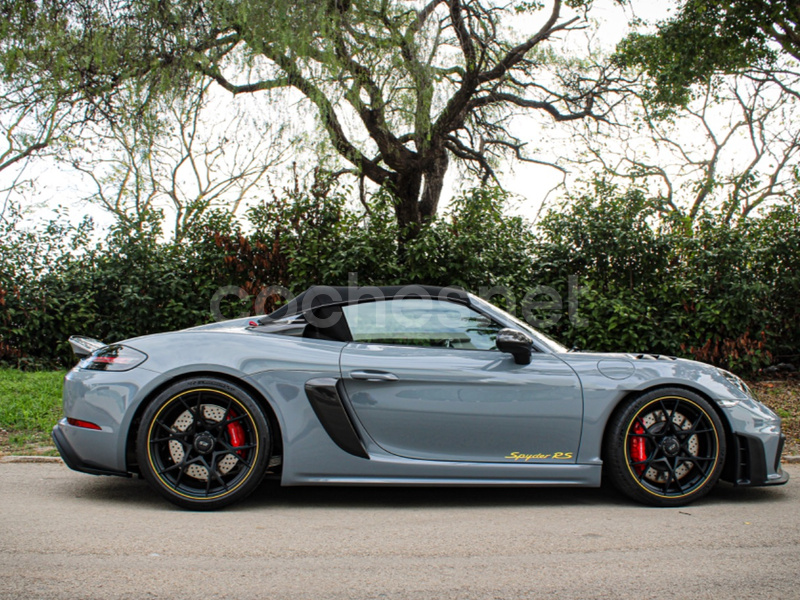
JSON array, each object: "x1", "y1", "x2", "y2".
[{"x1": 68, "y1": 335, "x2": 106, "y2": 358}]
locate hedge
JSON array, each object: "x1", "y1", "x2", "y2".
[{"x1": 1, "y1": 181, "x2": 798, "y2": 375}]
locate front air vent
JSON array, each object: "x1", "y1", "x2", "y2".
[
  {"x1": 736, "y1": 435, "x2": 752, "y2": 485},
  {"x1": 776, "y1": 435, "x2": 785, "y2": 472}
]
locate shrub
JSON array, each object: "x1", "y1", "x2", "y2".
[{"x1": 535, "y1": 182, "x2": 799, "y2": 373}]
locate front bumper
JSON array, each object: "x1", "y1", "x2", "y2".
[{"x1": 723, "y1": 432, "x2": 789, "y2": 487}]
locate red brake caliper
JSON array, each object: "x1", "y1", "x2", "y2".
[
  {"x1": 227, "y1": 410, "x2": 246, "y2": 457},
  {"x1": 630, "y1": 422, "x2": 646, "y2": 475}
]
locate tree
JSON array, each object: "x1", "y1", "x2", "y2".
[
  {"x1": 0, "y1": 1, "x2": 126, "y2": 218},
  {"x1": 553, "y1": 0, "x2": 799, "y2": 223},
  {"x1": 616, "y1": 0, "x2": 799, "y2": 107},
  {"x1": 566, "y1": 72, "x2": 800, "y2": 223},
  {"x1": 0, "y1": 93, "x2": 63, "y2": 173},
  {"x1": 65, "y1": 82, "x2": 287, "y2": 241},
  {"x1": 0, "y1": 79, "x2": 79, "y2": 220},
  {"x1": 0, "y1": 0, "x2": 624, "y2": 238}
]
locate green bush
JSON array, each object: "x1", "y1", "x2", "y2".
[
  {"x1": 0, "y1": 206, "x2": 236, "y2": 367},
  {"x1": 536, "y1": 182, "x2": 799, "y2": 372}
]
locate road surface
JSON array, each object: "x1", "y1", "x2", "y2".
[{"x1": 0, "y1": 461, "x2": 797, "y2": 599}]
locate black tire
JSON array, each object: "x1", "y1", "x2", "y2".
[
  {"x1": 603, "y1": 388, "x2": 726, "y2": 507},
  {"x1": 136, "y1": 377, "x2": 271, "y2": 510}
]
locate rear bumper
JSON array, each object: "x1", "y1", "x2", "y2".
[{"x1": 52, "y1": 421, "x2": 129, "y2": 478}]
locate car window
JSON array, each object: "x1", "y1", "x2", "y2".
[{"x1": 342, "y1": 299, "x2": 503, "y2": 349}]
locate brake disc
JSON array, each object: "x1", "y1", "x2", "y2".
[
  {"x1": 168, "y1": 405, "x2": 239, "y2": 481},
  {"x1": 642, "y1": 410, "x2": 698, "y2": 484}
]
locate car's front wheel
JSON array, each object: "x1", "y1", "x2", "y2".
[
  {"x1": 137, "y1": 377, "x2": 271, "y2": 510},
  {"x1": 604, "y1": 388, "x2": 726, "y2": 506}
]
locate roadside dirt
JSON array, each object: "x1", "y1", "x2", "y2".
[{"x1": 750, "y1": 377, "x2": 800, "y2": 456}]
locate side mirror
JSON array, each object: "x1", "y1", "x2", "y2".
[{"x1": 496, "y1": 328, "x2": 533, "y2": 365}]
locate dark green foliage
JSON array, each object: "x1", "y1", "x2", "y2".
[
  {"x1": 537, "y1": 182, "x2": 799, "y2": 372},
  {"x1": 747, "y1": 200, "x2": 800, "y2": 360},
  {"x1": 535, "y1": 183, "x2": 685, "y2": 353},
  {"x1": 1, "y1": 183, "x2": 798, "y2": 375},
  {"x1": 0, "y1": 206, "x2": 235, "y2": 368},
  {"x1": 615, "y1": 0, "x2": 797, "y2": 107},
  {"x1": 0, "y1": 205, "x2": 98, "y2": 368},
  {"x1": 402, "y1": 187, "x2": 538, "y2": 297}
]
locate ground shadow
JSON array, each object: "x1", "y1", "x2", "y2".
[
  {"x1": 240, "y1": 479, "x2": 629, "y2": 511},
  {"x1": 59, "y1": 465, "x2": 793, "y2": 513}
]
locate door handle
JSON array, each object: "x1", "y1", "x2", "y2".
[{"x1": 349, "y1": 370, "x2": 399, "y2": 382}]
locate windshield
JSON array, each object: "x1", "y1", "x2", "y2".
[{"x1": 468, "y1": 294, "x2": 569, "y2": 354}]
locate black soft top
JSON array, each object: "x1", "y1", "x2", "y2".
[{"x1": 262, "y1": 284, "x2": 470, "y2": 323}]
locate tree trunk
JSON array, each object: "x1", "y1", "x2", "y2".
[
  {"x1": 419, "y1": 150, "x2": 449, "y2": 220},
  {"x1": 390, "y1": 150, "x2": 449, "y2": 246},
  {"x1": 391, "y1": 171, "x2": 422, "y2": 238}
]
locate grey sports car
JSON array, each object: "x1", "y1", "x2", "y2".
[{"x1": 53, "y1": 285, "x2": 788, "y2": 509}]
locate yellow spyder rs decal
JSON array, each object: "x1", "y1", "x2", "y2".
[{"x1": 505, "y1": 451, "x2": 574, "y2": 461}]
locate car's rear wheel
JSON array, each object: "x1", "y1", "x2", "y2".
[
  {"x1": 137, "y1": 377, "x2": 271, "y2": 510},
  {"x1": 604, "y1": 388, "x2": 726, "y2": 506}
]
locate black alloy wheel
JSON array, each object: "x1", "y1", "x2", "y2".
[
  {"x1": 137, "y1": 377, "x2": 271, "y2": 510},
  {"x1": 604, "y1": 388, "x2": 726, "y2": 506}
]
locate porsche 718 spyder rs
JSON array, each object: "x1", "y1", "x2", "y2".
[{"x1": 52, "y1": 285, "x2": 788, "y2": 510}]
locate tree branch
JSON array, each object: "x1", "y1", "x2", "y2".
[
  {"x1": 469, "y1": 91, "x2": 600, "y2": 121},
  {"x1": 267, "y1": 51, "x2": 394, "y2": 185},
  {"x1": 478, "y1": 1, "x2": 578, "y2": 84}
]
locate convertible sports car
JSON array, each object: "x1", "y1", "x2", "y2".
[{"x1": 53, "y1": 285, "x2": 788, "y2": 510}]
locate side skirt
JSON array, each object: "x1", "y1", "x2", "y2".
[{"x1": 284, "y1": 462, "x2": 602, "y2": 487}]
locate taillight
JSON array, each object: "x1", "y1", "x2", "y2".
[{"x1": 79, "y1": 345, "x2": 147, "y2": 372}]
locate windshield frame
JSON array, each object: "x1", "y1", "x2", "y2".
[{"x1": 468, "y1": 294, "x2": 569, "y2": 354}]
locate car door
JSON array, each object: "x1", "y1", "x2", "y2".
[{"x1": 338, "y1": 298, "x2": 583, "y2": 464}]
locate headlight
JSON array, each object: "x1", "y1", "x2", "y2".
[
  {"x1": 79, "y1": 345, "x2": 147, "y2": 372},
  {"x1": 720, "y1": 370, "x2": 753, "y2": 400}
]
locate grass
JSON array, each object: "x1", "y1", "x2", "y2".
[
  {"x1": 0, "y1": 368, "x2": 66, "y2": 456},
  {"x1": 0, "y1": 368, "x2": 797, "y2": 458}
]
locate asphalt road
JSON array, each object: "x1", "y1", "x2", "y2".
[{"x1": 0, "y1": 462, "x2": 798, "y2": 600}]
